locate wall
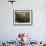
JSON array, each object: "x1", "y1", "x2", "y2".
[{"x1": 0, "y1": 0, "x2": 46, "y2": 42}]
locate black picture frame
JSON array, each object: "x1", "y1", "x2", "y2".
[{"x1": 13, "y1": 10, "x2": 33, "y2": 26}]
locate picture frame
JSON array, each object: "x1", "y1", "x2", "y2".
[{"x1": 13, "y1": 10, "x2": 32, "y2": 25}]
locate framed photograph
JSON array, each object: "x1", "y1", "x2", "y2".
[{"x1": 13, "y1": 10, "x2": 32, "y2": 25}]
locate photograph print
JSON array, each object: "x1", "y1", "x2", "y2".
[{"x1": 13, "y1": 10, "x2": 32, "y2": 25}]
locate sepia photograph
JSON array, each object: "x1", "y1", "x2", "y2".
[{"x1": 13, "y1": 10, "x2": 32, "y2": 25}]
